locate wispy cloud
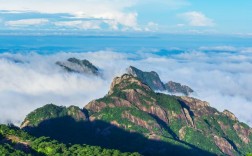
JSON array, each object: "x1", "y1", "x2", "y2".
[
  {"x1": 144, "y1": 22, "x2": 159, "y2": 32},
  {"x1": 54, "y1": 20, "x2": 101, "y2": 30},
  {"x1": 0, "y1": 0, "x2": 194, "y2": 32},
  {"x1": 0, "y1": 0, "x2": 139, "y2": 31},
  {"x1": 179, "y1": 11, "x2": 214, "y2": 27},
  {"x1": 5, "y1": 18, "x2": 49, "y2": 27}
]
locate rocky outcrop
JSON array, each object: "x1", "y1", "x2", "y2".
[
  {"x1": 165, "y1": 81, "x2": 194, "y2": 96},
  {"x1": 149, "y1": 106, "x2": 169, "y2": 123},
  {"x1": 56, "y1": 57, "x2": 100, "y2": 76},
  {"x1": 182, "y1": 108, "x2": 194, "y2": 127},
  {"x1": 127, "y1": 66, "x2": 165, "y2": 91},
  {"x1": 85, "y1": 100, "x2": 107, "y2": 113},
  {"x1": 109, "y1": 97, "x2": 132, "y2": 107},
  {"x1": 180, "y1": 96, "x2": 209, "y2": 108},
  {"x1": 122, "y1": 111, "x2": 160, "y2": 133},
  {"x1": 127, "y1": 66, "x2": 194, "y2": 96},
  {"x1": 233, "y1": 123, "x2": 251, "y2": 144},
  {"x1": 213, "y1": 135, "x2": 234, "y2": 156},
  {"x1": 179, "y1": 127, "x2": 186, "y2": 140},
  {"x1": 85, "y1": 97, "x2": 133, "y2": 114},
  {"x1": 223, "y1": 110, "x2": 238, "y2": 121},
  {"x1": 179, "y1": 96, "x2": 216, "y2": 117},
  {"x1": 109, "y1": 74, "x2": 152, "y2": 95}
]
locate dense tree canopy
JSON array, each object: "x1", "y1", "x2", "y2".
[{"x1": 0, "y1": 124, "x2": 140, "y2": 156}]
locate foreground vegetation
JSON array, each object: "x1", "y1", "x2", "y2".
[{"x1": 0, "y1": 124, "x2": 140, "y2": 156}]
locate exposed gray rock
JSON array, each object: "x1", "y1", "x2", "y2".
[
  {"x1": 127, "y1": 66, "x2": 165, "y2": 91},
  {"x1": 165, "y1": 81, "x2": 194, "y2": 96},
  {"x1": 56, "y1": 57, "x2": 100, "y2": 76},
  {"x1": 127, "y1": 66, "x2": 194, "y2": 96}
]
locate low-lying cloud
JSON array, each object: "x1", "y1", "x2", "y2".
[{"x1": 0, "y1": 47, "x2": 252, "y2": 126}]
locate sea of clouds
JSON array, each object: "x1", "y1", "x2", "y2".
[{"x1": 1, "y1": 47, "x2": 252, "y2": 126}]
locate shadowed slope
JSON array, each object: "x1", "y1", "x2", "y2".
[{"x1": 23, "y1": 116, "x2": 215, "y2": 156}]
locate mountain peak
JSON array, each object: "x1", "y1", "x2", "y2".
[
  {"x1": 56, "y1": 57, "x2": 100, "y2": 75},
  {"x1": 20, "y1": 104, "x2": 87, "y2": 128},
  {"x1": 108, "y1": 74, "x2": 152, "y2": 95},
  {"x1": 127, "y1": 66, "x2": 194, "y2": 96},
  {"x1": 127, "y1": 66, "x2": 166, "y2": 91},
  {"x1": 223, "y1": 109, "x2": 238, "y2": 121},
  {"x1": 166, "y1": 81, "x2": 194, "y2": 96}
]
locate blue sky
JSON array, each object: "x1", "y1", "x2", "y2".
[{"x1": 0, "y1": 0, "x2": 251, "y2": 35}]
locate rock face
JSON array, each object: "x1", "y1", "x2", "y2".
[
  {"x1": 213, "y1": 135, "x2": 234, "y2": 156},
  {"x1": 108, "y1": 74, "x2": 152, "y2": 95},
  {"x1": 233, "y1": 123, "x2": 251, "y2": 144},
  {"x1": 165, "y1": 81, "x2": 194, "y2": 96},
  {"x1": 127, "y1": 66, "x2": 165, "y2": 91},
  {"x1": 127, "y1": 66, "x2": 194, "y2": 96},
  {"x1": 223, "y1": 110, "x2": 238, "y2": 121},
  {"x1": 21, "y1": 74, "x2": 252, "y2": 156},
  {"x1": 56, "y1": 57, "x2": 100, "y2": 75}
]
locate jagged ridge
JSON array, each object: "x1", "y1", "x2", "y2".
[
  {"x1": 127, "y1": 66, "x2": 194, "y2": 96},
  {"x1": 85, "y1": 74, "x2": 252, "y2": 155},
  {"x1": 21, "y1": 74, "x2": 252, "y2": 156}
]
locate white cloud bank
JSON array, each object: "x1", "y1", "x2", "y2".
[
  {"x1": 0, "y1": 47, "x2": 252, "y2": 127},
  {"x1": 179, "y1": 11, "x2": 214, "y2": 27},
  {"x1": 0, "y1": 0, "x2": 139, "y2": 30}
]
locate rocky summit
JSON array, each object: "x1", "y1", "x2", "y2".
[
  {"x1": 21, "y1": 74, "x2": 252, "y2": 156},
  {"x1": 127, "y1": 66, "x2": 166, "y2": 91},
  {"x1": 127, "y1": 66, "x2": 194, "y2": 96},
  {"x1": 165, "y1": 81, "x2": 194, "y2": 96},
  {"x1": 56, "y1": 57, "x2": 100, "y2": 76}
]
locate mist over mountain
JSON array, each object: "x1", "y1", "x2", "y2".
[
  {"x1": 1, "y1": 0, "x2": 252, "y2": 155},
  {"x1": 1, "y1": 44, "x2": 252, "y2": 127},
  {"x1": 56, "y1": 57, "x2": 101, "y2": 76}
]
